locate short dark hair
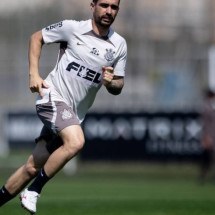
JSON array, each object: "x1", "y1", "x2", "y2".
[{"x1": 92, "y1": 0, "x2": 120, "y2": 5}]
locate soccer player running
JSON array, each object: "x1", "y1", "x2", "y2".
[{"x1": 0, "y1": 0, "x2": 127, "y2": 213}]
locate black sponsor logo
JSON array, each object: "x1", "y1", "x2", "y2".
[
  {"x1": 45, "y1": 21, "x2": 63, "y2": 31},
  {"x1": 66, "y1": 61, "x2": 101, "y2": 84},
  {"x1": 90, "y1": 48, "x2": 100, "y2": 56}
]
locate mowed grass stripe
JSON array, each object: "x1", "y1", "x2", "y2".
[{"x1": 1, "y1": 162, "x2": 215, "y2": 215}]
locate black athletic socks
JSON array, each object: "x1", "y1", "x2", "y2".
[
  {"x1": 0, "y1": 169, "x2": 51, "y2": 206},
  {"x1": 0, "y1": 186, "x2": 14, "y2": 207},
  {"x1": 28, "y1": 168, "x2": 51, "y2": 194}
]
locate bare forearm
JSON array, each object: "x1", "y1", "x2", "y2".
[
  {"x1": 106, "y1": 78, "x2": 124, "y2": 95},
  {"x1": 28, "y1": 31, "x2": 48, "y2": 94},
  {"x1": 28, "y1": 31, "x2": 43, "y2": 77}
]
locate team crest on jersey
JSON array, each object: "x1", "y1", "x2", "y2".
[
  {"x1": 61, "y1": 109, "x2": 73, "y2": 121},
  {"x1": 104, "y1": 49, "x2": 115, "y2": 62}
]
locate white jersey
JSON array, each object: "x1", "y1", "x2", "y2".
[{"x1": 39, "y1": 19, "x2": 127, "y2": 123}]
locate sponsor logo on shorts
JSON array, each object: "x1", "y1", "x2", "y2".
[{"x1": 61, "y1": 109, "x2": 73, "y2": 121}]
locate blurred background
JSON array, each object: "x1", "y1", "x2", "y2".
[
  {"x1": 1, "y1": 1, "x2": 215, "y2": 214},
  {"x1": 1, "y1": 0, "x2": 215, "y2": 176},
  {"x1": 1, "y1": 0, "x2": 215, "y2": 112}
]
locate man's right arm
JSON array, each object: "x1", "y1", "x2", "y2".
[{"x1": 28, "y1": 30, "x2": 49, "y2": 96}]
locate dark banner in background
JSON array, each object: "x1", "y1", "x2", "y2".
[
  {"x1": 82, "y1": 112, "x2": 202, "y2": 161},
  {"x1": 5, "y1": 111, "x2": 203, "y2": 161},
  {"x1": 5, "y1": 112, "x2": 43, "y2": 149}
]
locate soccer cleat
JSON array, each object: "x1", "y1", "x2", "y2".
[{"x1": 20, "y1": 189, "x2": 40, "y2": 214}]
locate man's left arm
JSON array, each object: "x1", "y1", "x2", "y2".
[
  {"x1": 105, "y1": 76, "x2": 124, "y2": 95},
  {"x1": 102, "y1": 66, "x2": 124, "y2": 95}
]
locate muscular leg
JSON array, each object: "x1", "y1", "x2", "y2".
[
  {"x1": 18, "y1": 125, "x2": 84, "y2": 213},
  {"x1": 22, "y1": 125, "x2": 84, "y2": 195},
  {"x1": 4, "y1": 140, "x2": 50, "y2": 196},
  {"x1": 43, "y1": 125, "x2": 84, "y2": 177}
]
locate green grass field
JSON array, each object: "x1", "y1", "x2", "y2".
[{"x1": 0, "y1": 159, "x2": 215, "y2": 215}]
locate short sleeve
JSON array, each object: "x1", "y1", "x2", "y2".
[
  {"x1": 113, "y1": 40, "x2": 127, "y2": 76},
  {"x1": 42, "y1": 20, "x2": 72, "y2": 44}
]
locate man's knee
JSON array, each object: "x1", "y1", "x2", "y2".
[
  {"x1": 63, "y1": 135, "x2": 85, "y2": 155},
  {"x1": 60, "y1": 125, "x2": 85, "y2": 156},
  {"x1": 72, "y1": 137, "x2": 85, "y2": 151}
]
